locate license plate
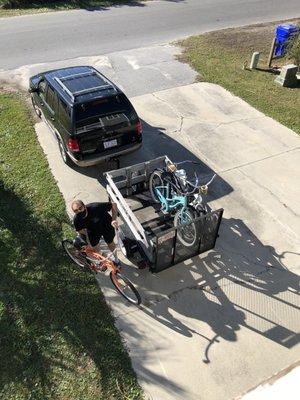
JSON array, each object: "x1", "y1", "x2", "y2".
[{"x1": 103, "y1": 139, "x2": 117, "y2": 149}]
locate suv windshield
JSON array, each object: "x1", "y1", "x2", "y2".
[{"x1": 75, "y1": 94, "x2": 132, "y2": 122}]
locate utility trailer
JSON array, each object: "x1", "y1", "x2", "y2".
[{"x1": 104, "y1": 156, "x2": 223, "y2": 273}]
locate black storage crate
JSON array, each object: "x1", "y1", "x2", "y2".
[{"x1": 104, "y1": 156, "x2": 223, "y2": 272}]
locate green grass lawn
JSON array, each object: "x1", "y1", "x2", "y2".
[
  {"x1": 178, "y1": 21, "x2": 300, "y2": 134},
  {"x1": 0, "y1": 90, "x2": 142, "y2": 399},
  {"x1": 0, "y1": 0, "x2": 145, "y2": 17}
]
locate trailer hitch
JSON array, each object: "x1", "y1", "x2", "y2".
[{"x1": 108, "y1": 157, "x2": 120, "y2": 170}]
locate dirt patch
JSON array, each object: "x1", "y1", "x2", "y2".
[
  {"x1": 0, "y1": 82, "x2": 20, "y2": 93},
  {"x1": 201, "y1": 18, "x2": 300, "y2": 63}
]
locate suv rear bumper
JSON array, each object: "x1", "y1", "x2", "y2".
[{"x1": 68, "y1": 141, "x2": 142, "y2": 167}]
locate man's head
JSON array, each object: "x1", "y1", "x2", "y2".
[{"x1": 71, "y1": 200, "x2": 87, "y2": 217}]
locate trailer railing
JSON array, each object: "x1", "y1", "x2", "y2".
[{"x1": 105, "y1": 156, "x2": 172, "y2": 262}]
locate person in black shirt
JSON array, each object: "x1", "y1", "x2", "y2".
[{"x1": 71, "y1": 199, "x2": 119, "y2": 261}]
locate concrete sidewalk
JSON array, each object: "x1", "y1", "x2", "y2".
[{"x1": 19, "y1": 80, "x2": 299, "y2": 399}]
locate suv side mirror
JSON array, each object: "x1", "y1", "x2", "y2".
[{"x1": 28, "y1": 87, "x2": 38, "y2": 94}]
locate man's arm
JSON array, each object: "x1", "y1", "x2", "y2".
[
  {"x1": 111, "y1": 202, "x2": 118, "y2": 229},
  {"x1": 78, "y1": 229, "x2": 91, "y2": 245}
]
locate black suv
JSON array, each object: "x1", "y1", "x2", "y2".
[{"x1": 29, "y1": 66, "x2": 142, "y2": 167}]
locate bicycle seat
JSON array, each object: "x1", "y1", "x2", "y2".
[
  {"x1": 73, "y1": 235, "x2": 88, "y2": 250},
  {"x1": 161, "y1": 170, "x2": 174, "y2": 182}
]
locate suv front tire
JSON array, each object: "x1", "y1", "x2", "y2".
[{"x1": 31, "y1": 96, "x2": 41, "y2": 118}]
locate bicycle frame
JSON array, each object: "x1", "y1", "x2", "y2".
[
  {"x1": 155, "y1": 184, "x2": 187, "y2": 213},
  {"x1": 80, "y1": 246, "x2": 120, "y2": 275}
]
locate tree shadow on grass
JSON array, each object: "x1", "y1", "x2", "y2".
[{"x1": 0, "y1": 184, "x2": 146, "y2": 399}]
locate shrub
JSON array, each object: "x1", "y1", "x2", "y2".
[
  {"x1": 1, "y1": 0, "x2": 31, "y2": 8},
  {"x1": 286, "y1": 25, "x2": 300, "y2": 69},
  {"x1": 0, "y1": 0, "x2": 80, "y2": 9}
]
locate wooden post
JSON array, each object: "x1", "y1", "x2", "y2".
[{"x1": 267, "y1": 37, "x2": 276, "y2": 68}]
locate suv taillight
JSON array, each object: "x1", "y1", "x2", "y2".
[
  {"x1": 68, "y1": 138, "x2": 80, "y2": 152},
  {"x1": 136, "y1": 120, "x2": 142, "y2": 135}
]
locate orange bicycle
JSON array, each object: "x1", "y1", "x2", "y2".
[{"x1": 62, "y1": 237, "x2": 141, "y2": 305}]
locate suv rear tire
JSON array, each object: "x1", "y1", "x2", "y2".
[{"x1": 58, "y1": 139, "x2": 73, "y2": 167}]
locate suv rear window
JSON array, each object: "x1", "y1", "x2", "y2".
[{"x1": 75, "y1": 94, "x2": 132, "y2": 122}]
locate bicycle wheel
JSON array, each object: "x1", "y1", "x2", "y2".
[
  {"x1": 110, "y1": 272, "x2": 141, "y2": 305},
  {"x1": 174, "y1": 207, "x2": 198, "y2": 247},
  {"x1": 149, "y1": 170, "x2": 164, "y2": 203},
  {"x1": 62, "y1": 239, "x2": 90, "y2": 271}
]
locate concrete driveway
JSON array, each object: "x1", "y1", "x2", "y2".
[
  {"x1": 2, "y1": 47, "x2": 299, "y2": 400},
  {"x1": 112, "y1": 84, "x2": 300, "y2": 400}
]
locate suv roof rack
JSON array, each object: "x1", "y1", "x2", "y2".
[{"x1": 54, "y1": 70, "x2": 116, "y2": 101}]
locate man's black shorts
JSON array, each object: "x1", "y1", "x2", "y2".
[{"x1": 88, "y1": 224, "x2": 115, "y2": 246}]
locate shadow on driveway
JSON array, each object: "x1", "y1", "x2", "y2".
[
  {"x1": 71, "y1": 118, "x2": 233, "y2": 202},
  {"x1": 101, "y1": 216, "x2": 299, "y2": 367}
]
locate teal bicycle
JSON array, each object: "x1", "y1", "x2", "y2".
[{"x1": 149, "y1": 161, "x2": 216, "y2": 247}]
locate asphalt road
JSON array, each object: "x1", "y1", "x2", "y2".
[{"x1": 1, "y1": 0, "x2": 300, "y2": 70}]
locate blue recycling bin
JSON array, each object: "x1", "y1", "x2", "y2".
[{"x1": 275, "y1": 24, "x2": 299, "y2": 57}]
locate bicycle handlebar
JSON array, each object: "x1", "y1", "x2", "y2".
[
  {"x1": 185, "y1": 173, "x2": 216, "y2": 194},
  {"x1": 167, "y1": 174, "x2": 216, "y2": 196},
  {"x1": 174, "y1": 160, "x2": 202, "y2": 166},
  {"x1": 204, "y1": 173, "x2": 216, "y2": 187},
  {"x1": 166, "y1": 160, "x2": 217, "y2": 195}
]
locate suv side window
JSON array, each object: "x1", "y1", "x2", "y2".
[
  {"x1": 58, "y1": 98, "x2": 71, "y2": 131},
  {"x1": 46, "y1": 85, "x2": 58, "y2": 113}
]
